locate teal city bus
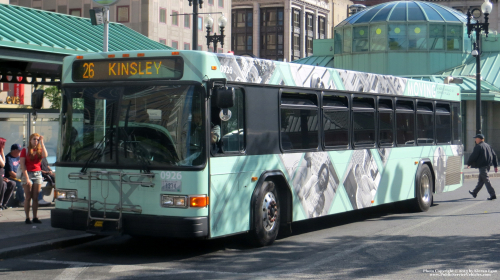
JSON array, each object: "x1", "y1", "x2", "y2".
[{"x1": 51, "y1": 50, "x2": 463, "y2": 246}]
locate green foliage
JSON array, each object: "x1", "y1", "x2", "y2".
[
  {"x1": 43, "y1": 86, "x2": 83, "y2": 110},
  {"x1": 44, "y1": 86, "x2": 61, "y2": 109}
]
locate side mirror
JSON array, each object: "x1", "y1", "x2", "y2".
[
  {"x1": 214, "y1": 87, "x2": 235, "y2": 109},
  {"x1": 32, "y1": 89, "x2": 45, "y2": 110}
]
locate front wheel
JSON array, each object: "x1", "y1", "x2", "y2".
[
  {"x1": 413, "y1": 164, "x2": 433, "y2": 212},
  {"x1": 249, "y1": 181, "x2": 280, "y2": 247}
]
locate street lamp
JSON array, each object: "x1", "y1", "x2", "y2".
[
  {"x1": 466, "y1": 0, "x2": 493, "y2": 134},
  {"x1": 187, "y1": 0, "x2": 203, "y2": 49},
  {"x1": 205, "y1": 14, "x2": 227, "y2": 53}
]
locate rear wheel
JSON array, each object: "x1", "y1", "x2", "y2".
[
  {"x1": 249, "y1": 181, "x2": 280, "y2": 247},
  {"x1": 413, "y1": 164, "x2": 433, "y2": 212}
]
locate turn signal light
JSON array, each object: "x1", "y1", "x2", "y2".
[
  {"x1": 122, "y1": 54, "x2": 130, "y2": 58},
  {"x1": 211, "y1": 66, "x2": 217, "y2": 70},
  {"x1": 172, "y1": 51, "x2": 180, "y2": 55},
  {"x1": 137, "y1": 53, "x2": 145, "y2": 57},
  {"x1": 107, "y1": 54, "x2": 115, "y2": 58},
  {"x1": 190, "y1": 196, "x2": 209, "y2": 207},
  {"x1": 76, "y1": 56, "x2": 84, "y2": 59}
]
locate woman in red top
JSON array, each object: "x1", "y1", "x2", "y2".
[{"x1": 20, "y1": 133, "x2": 48, "y2": 224}]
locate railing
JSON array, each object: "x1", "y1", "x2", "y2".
[{"x1": 68, "y1": 170, "x2": 155, "y2": 230}]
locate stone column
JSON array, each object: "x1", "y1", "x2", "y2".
[{"x1": 253, "y1": 2, "x2": 260, "y2": 57}]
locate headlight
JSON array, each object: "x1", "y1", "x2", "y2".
[
  {"x1": 161, "y1": 195, "x2": 187, "y2": 208},
  {"x1": 56, "y1": 189, "x2": 78, "y2": 201}
]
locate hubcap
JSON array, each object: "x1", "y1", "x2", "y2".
[
  {"x1": 261, "y1": 192, "x2": 278, "y2": 231},
  {"x1": 420, "y1": 173, "x2": 430, "y2": 204}
]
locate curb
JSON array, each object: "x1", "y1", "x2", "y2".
[
  {"x1": 0, "y1": 234, "x2": 103, "y2": 260},
  {"x1": 464, "y1": 173, "x2": 500, "y2": 180}
]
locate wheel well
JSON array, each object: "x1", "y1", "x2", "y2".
[
  {"x1": 422, "y1": 162, "x2": 436, "y2": 194},
  {"x1": 252, "y1": 172, "x2": 293, "y2": 229}
]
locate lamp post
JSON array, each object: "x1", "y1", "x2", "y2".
[
  {"x1": 205, "y1": 14, "x2": 227, "y2": 53},
  {"x1": 466, "y1": 0, "x2": 493, "y2": 134},
  {"x1": 187, "y1": 0, "x2": 203, "y2": 50}
]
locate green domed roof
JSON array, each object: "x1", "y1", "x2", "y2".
[{"x1": 338, "y1": 1, "x2": 467, "y2": 27}]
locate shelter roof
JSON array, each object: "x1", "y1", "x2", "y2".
[{"x1": 0, "y1": 4, "x2": 172, "y2": 55}]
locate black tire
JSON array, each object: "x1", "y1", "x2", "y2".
[
  {"x1": 413, "y1": 164, "x2": 433, "y2": 212},
  {"x1": 249, "y1": 181, "x2": 280, "y2": 247}
]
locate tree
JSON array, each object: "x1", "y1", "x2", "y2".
[
  {"x1": 43, "y1": 86, "x2": 83, "y2": 110},
  {"x1": 44, "y1": 86, "x2": 61, "y2": 109}
]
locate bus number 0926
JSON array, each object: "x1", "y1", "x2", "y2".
[{"x1": 220, "y1": 65, "x2": 233, "y2": 74}]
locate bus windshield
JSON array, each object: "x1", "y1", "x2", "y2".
[{"x1": 59, "y1": 84, "x2": 205, "y2": 168}]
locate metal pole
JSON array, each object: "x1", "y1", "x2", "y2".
[
  {"x1": 103, "y1": 6, "x2": 109, "y2": 52},
  {"x1": 476, "y1": 29, "x2": 481, "y2": 134},
  {"x1": 192, "y1": 0, "x2": 198, "y2": 50}
]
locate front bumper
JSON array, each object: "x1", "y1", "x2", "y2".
[{"x1": 51, "y1": 209, "x2": 208, "y2": 238}]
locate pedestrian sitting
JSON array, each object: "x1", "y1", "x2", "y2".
[
  {"x1": 20, "y1": 133, "x2": 48, "y2": 224},
  {"x1": 467, "y1": 134, "x2": 498, "y2": 200},
  {"x1": 0, "y1": 137, "x2": 15, "y2": 210}
]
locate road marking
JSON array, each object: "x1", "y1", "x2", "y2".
[{"x1": 54, "y1": 265, "x2": 89, "y2": 280}]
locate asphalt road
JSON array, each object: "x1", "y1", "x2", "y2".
[{"x1": 2, "y1": 178, "x2": 500, "y2": 280}]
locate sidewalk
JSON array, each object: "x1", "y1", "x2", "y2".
[
  {"x1": 0, "y1": 190, "x2": 99, "y2": 259},
  {"x1": 462, "y1": 166, "x2": 500, "y2": 179}
]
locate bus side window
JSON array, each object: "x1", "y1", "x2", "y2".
[{"x1": 218, "y1": 88, "x2": 245, "y2": 153}]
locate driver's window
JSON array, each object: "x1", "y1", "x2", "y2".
[{"x1": 212, "y1": 88, "x2": 245, "y2": 154}]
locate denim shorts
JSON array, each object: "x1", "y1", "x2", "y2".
[{"x1": 21, "y1": 171, "x2": 44, "y2": 185}]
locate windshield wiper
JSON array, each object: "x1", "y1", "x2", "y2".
[{"x1": 80, "y1": 133, "x2": 110, "y2": 174}]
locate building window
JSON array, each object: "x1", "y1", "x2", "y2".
[
  {"x1": 292, "y1": 8, "x2": 301, "y2": 60},
  {"x1": 447, "y1": 25, "x2": 463, "y2": 51},
  {"x1": 198, "y1": 45, "x2": 203, "y2": 51},
  {"x1": 260, "y1": 7, "x2": 284, "y2": 61},
  {"x1": 184, "y1": 43, "x2": 190, "y2": 50},
  {"x1": 172, "y1": 11, "x2": 179, "y2": 26},
  {"x1": 353, "y1": 26, "x2": 369, "y2": 52},
  {"x1": 69, "y1": 9, "x2": 81, "y2": 17},
  {"x1": 198, "y1": 16, "x2": 203, "y2": 31},
  {"x1": 218, "y1": 0, "x2": 223, "y2": 8},
  {"x1": 218, "y1": 48, "x2": 223, "y2": 53},
  {"x1": 389, "y1": 24, "x2": 407, "y2": 50},
  {"x1": 306, "y1": 12, "x2": 314, "y2": 56},
  {"x1": 318, "y1": 16, "x2": 326, "y2": 39},
  {"x1": 370, "y1": 24, "x2": 387, "y2": 51},
  {"x1": 231, "y1": 9, "x2": 253, "y2": 56},
  {"x1": 117, "y1": 6, "x2": 129, "y2": 23},
  {"x1": 172, "y1": 41, "x2": 178, "y2": 49},
  {"x1": 208, "y1": 46, "x2": 214, "y2": 53},
  {"x1": 159, "y1": 38, "x2": 166, "y2": 45},
  {"x1": 408, "y1": 24, "x2": 427, "y2": 50},
  {"x1": 208, "y1": 0, "x2": 214, "y2": 6},
  {"x1": 184, "y1": 15, "x2": 190, "y2": 28},
  {"x1": 160, "y1": 8, "x2": 166, "y2": 23}
]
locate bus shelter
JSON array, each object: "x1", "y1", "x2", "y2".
[{"x1": 0, "y1": 3, "x2": 172, "y2": 156}]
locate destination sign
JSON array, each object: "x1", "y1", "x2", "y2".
[{"x1": 72, "y1": 57, "x2": 183, "y2": 82}]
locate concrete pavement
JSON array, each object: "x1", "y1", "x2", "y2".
[
  {"x1": 0, "y1": 166, "x2": 497, "y2": 260},
  {"x1": 0, "y1": 188, "x2": 99, "y2": 259}
]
